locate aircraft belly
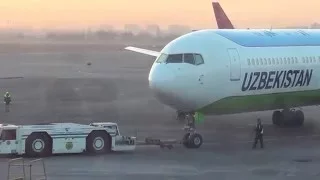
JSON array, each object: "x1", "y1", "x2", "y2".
[{"x1": 198, "y1": 89, "x2": 320, "y2": 115}]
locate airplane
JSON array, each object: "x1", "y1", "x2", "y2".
[
  {"x1": 125, "y1": 28, "x2": 320, "y2": 149},
  {"x1": 212, "y1": 1, "x2": 235, "y2": 29},
  {"x1": 180, "y1": 2, "x2": 235, "y2": 118}
]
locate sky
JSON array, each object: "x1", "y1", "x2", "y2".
[{"x1": 0, "y1": 0, "x2": 319, "y2": 30}]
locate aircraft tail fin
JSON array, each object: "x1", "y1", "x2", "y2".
[{"x1": 212, "y1": 1, "x2": 234, "y2": 29}]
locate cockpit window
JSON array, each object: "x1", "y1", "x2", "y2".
[
  {"x1": 155, "y1": 53, "x2": 168, "y2": 63},
  {"x1": 156, "y1": 53, "x2": 204, "y2": 65},
  {"x1": 166, "y1": 54, "x2": 183, "y2": 63},
  {"x1": 194, "y1": 54, "x2": 204, "y2": 65},
  {"x1": 183, "y1": 54, "x2": 195, "y2": 64}
]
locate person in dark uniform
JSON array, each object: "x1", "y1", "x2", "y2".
[
  {"x1": 252, "y1": 118, "x2": 264, "y2": 149},
  {"x1": 4, "y1": 92, "x2": 11, "y2": 105},
  {"x1": 3, "y1": 91, "x2": 11, "y2": 112}
]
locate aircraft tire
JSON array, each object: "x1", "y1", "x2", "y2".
[
  {"x1": 272, "y1": 110, "x2": 283, "y2": 126},
  {"x1": 25, "y1": 133, "x2": 52, "y2": 157},
  {"x1": 295, "y1": 110, "x2": 304, "y2": 126},
  {"x1": 86, "y1": 130, "x2": 111, "y2": 154},
  {"x1": 187, "y1": 133, "x2": 203, "y2": 149}
]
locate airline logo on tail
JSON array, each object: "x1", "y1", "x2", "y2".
[
  {"x1": 241, "y1": 69, "x2": 313, "y2": 91},
  {"x1": 212, "y1": 2, "x2": 234, "y2": 29}
]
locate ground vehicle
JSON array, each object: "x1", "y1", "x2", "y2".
[{"x1": 0, "y1": 122, "x2": 136, "y2": 157}]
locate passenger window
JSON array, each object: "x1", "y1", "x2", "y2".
[
  {"x1": 268, "y1": 58, "x2": 271, "y2": 65},
  {"x1": 247, "y1": 59, "x2": 251, "y2": 65},
  {"x1": 155, "y1": 53, "x2": 168, "y2": 63},
  {"x1": 194, "y1": 54, "x2": 204, "y2": 65},
  {"x1": 272, "y1": 58, "x2": 275, "y2": 64},
  {"x1": 184, "y1": 54, "x2": 195, "y2": 64},
  {"x1": 251, "y1": 59, "x2": 255, "y2": 65},
  {"x1": 166, "y1": 54, "x2": 183, "y2": 63}
]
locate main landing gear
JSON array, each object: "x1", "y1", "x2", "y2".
[
  {"x1": 181, "y1": 113, "x2": 203, "y2": 148},
  {"x1": 272, "y1": 108, "x2": 304, "y2": 127}
]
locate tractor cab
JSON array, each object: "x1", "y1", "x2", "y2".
[{"x1": 0, "y1": 124, "x2": 19, "y2": 154}]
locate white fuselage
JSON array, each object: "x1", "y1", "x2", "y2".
[{"x1": 147, "y1": 29, "x2": 320, "y2": 114}]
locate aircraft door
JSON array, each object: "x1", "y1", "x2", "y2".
[{"x1": 227, "y1": 48, "x2": 241, "y2": 81}]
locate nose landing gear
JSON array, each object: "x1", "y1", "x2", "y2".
[
  {"x1": 176, "y1": 111, "x2": 186, "y2": 122},
  {"x1": 181, "y1": 113, "x2": 203, "y2": 148}
]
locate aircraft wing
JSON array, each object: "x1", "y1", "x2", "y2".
[{"x1": 124, "y1": 46, "x2": 160, "y2": 57}]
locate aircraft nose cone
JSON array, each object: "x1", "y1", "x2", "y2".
[
  {"x1": 148, "y1": 64, "x2": 174, "y2": 93},
  {"x1": 148, "y1": 64, "x2": 190, "y2": 110},
  {"x1": 149, "y1": 75, "x2": 168, "y2": 92}
]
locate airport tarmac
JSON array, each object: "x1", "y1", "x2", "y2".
[{"x1": 1, "y1": 42, "x2": 320, "y2": 179}]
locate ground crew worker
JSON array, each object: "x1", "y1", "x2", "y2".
[
  {"x1": 252, "y1": 118, "x2": 264, "y2": 149},
  {"x1": 4, "y1": 92, "x2": 11, "y2": 105}
]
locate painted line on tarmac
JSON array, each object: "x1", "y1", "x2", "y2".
[
  {"x1": 235, "y1": 126, "x2": 248, "y2": 129},
  {"x1": 137, "y1": 134, "x2": 320, "y2": 148},
  {"x1": 236, "y1": 123, "x2": 274, "y2": 129},
  {"x1": 295, "y1": 134, "x2": 320, "y2": 139},
  {"x1": 201, "y1": 169, "x2": 240, "y2": 173},
  {"x1": 203, "y1": 138, "x2": 278, "y2": 145},
  {"x1": 0, "y1": 76, "x2": 24, "y2": 79},
  {"x1": 205, "y1": 134, "x2": 320, "y2": 145}
]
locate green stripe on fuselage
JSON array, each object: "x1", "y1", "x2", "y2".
[{"x1": 198, "y1": 89, "x2": 320, "y2": 115}]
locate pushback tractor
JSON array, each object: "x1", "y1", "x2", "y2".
[{"x1": 0, "y1": 122, "x2": 136, "y2": 157}]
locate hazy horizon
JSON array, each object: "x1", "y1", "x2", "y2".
[{"x1": 1, "y1": 0, "x2": 319, "y2": 30}]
